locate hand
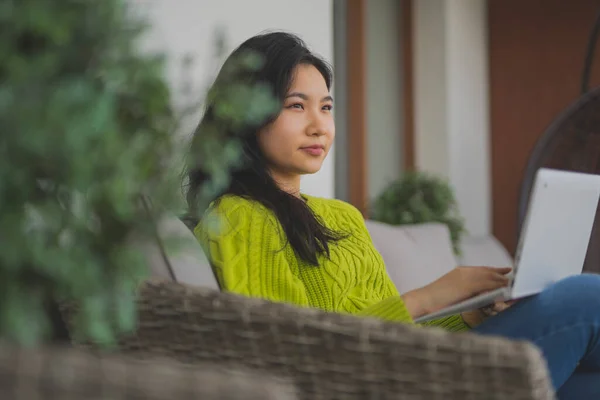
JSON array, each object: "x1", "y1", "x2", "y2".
[
  {"x1": 462, "y1": 300, "x2": 518, "y2": 328},
  {"x1": 480, "y1": 300, "x2": 518, "y2": 317},
  {"x1": 461, "y1": 309, "x2": 487, "y2": 328},
  {"x1": 461, "y1": 300, "x2": 516, "y2": 328},
  {"x1": 402, "y1": 266, "x2": 512, "y2": 319}
]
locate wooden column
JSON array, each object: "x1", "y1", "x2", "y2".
[
  {"x1": 401, "y1": 0, "x2": 415, "y2": 170},
  {"x1": 346, "y1": 0, "x2": 368, "y2": 215}
]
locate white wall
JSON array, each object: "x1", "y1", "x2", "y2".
[
  {"x1": 135, "y1": 0, "x2": 335, "y2": 198},
  {"x1": 414, "y1": 1, "x2": 449, "y2": 177},
  {"x1": 414, "y1": 0, "x2": 491, "y2": 236},
  {"x1": 446, "y1": 0, "x2": 491, "y2": 237},
  {"x1": 366, "y1": 0, "x2": 403, "y2": 201}
]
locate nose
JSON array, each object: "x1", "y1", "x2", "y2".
[
  {"x1": 306, "y1": 110, "x2": 329, "y2": 137},
  {"x1": 308, "y1": 125, "x2": 327, "y2": 137}
]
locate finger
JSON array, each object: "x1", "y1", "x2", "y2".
[
  {"x1": 486, "y1": 270, "x2": 511, "y2": 284},
  {"x1": 482, "y1": 266, "x2": 513, "y2": 275},
  {"x1": 473, "y1": 276, "x2": 510, "y2": 294},
  {"x1": 492, "y1": 302, "x2": 509, "y2": 312},
  {"x1": 480, "y1": 304, "x2": 498, "y2": 316},
  {"x1": 463, "y1": 266, "x2": 511, "y2": 279},
  {"x1": 461, "y1": 266, "x2": 510, "y2": 272},
  {"x1": 467, "y1": 267, "x2": 512, "y2": 282}
]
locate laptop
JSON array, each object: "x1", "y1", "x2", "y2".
[{"x1": 415, "y1": 168, "x2": 600, "y2": 324}]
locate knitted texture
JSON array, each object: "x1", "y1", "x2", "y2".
[{"x1": 195, "y1": 194, "x2": 468, "y2": 332}]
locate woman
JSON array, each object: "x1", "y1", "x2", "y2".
[{"x1": 187, "y1": 31, "x2": 600, "y2": 398}]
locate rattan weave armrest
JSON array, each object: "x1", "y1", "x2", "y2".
[
  {"x1": 0, "y1": 343, "x2": 294, "y2": 400},
  {"x1": 98, "y1": 280, "x2": 555, "y2": 400}
]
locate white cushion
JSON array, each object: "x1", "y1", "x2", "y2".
[
  {"x1": 135, "y1": 215, "x2": 512, "y2": 296},
  {"x1": 134, "y1": 215, "x2": 219, "y2": 290},
  {"x1": 457, "y1": 235, "x2": 514, "y2": 268},
  {"x1": 365, "y1": 220, "x2": 456, "y2": 294}
]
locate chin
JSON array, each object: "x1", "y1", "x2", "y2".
[
  {"x1": 302, "y1": 169, "x2": 321, "y2": 175},
  {"x1": 297, "y1": 163, "x2": 323, "y2": 175}
]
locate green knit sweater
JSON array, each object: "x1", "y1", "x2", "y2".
[{"x1": 195, "y1": 194, "x2": 469, "y2": 332}]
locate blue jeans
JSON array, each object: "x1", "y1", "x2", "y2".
[{"x1": 473, "y1": 274, "x2": 600, "y2": 399}]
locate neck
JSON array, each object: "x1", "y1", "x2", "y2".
[{"x1": 270, "y1": 169, "x2": 301, "y2": 197}]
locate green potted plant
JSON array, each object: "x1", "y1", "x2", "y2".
[{"x1": 371, "y1": 171, "x2": 466, "y2": 255}]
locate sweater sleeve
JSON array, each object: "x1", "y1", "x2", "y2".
[
  {"x1": 355, "y1": 296, "x2": 415, "y2": 322},
  {"x1": 194, "y1": 200, "x2": 310, "y2": 307},
  {"x1": 335, "y1": 201, "x2": 468, "y2": 331},
  {"x1": 420, "y1": 315, "x2": 470, "y2": 332},
  {"x1": 335, "y1": 201, "x2": 415, "y2": 324}
]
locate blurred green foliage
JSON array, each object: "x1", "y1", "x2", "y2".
[
  {"x1": 371, "y1": 172, "x2": 466, "y2": 255},
  {"x1": 184, "y1": 46, "x2": 279, "y2": 215},
  {"x1": 0, "y1": 0, "x2": 278, "y2": 346},
  {"x1": 0, "y1": 0, "x2": 181, "y2": 345}
]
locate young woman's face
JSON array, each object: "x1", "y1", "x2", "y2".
[{"x1": 257, "y1": 64, "x2": 335, "y2": 183}]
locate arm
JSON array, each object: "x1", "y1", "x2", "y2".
[
  {"x1": 336, "y1": 201, "x2": 471, "y2": 332},
  {"x1": 420, "y1": 315, "x2": 470, "y2": 332},
  {"x1": 195, "y1": 200, "x2": 310, "y2": 307},
  {"x1": 356, "y1": 296, "x2": 415, "y2": 323},
  {"x1": 334, "y1": 201, "x2": 415, "y2": 324},
  {"x1": 353, "y1": 280, "x2": 467, "y2": 332}
]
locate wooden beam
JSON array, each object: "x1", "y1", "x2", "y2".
[
  {"x1": 401, "y1": 0, "x2": 415, "y2": 170},
  {"x1": 346, "y1": 0, "x2": 368, "y2": 215}
]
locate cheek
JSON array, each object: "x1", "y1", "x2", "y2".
[
  {"x1": 326, "y1": 119, "x2": 336, "y2": 145},
  {"x1": 257, "y1": 127, "x2": 290, "y2": 164},
  {"x1": 259, "y1": 117, "x2": 297, "y2": 154},
  {"x1": 257, "y1": 131, "x2": 275, "y2": 161}
]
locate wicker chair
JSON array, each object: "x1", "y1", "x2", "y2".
[
  {"x1": 0, "y1": 342, "x2": 295, "y2": 400},
  {"x1": 517, "y1": 86, "x2": 600, "y2": 274},
  {"x1": 70, "y1": 280, "x2": 555, "y2": 400},
  {"x1": 518, "y1": 13, "x2": 600, "y2": 274}
]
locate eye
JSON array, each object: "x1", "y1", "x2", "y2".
[
  {"x1": 287, "y1": 103, "x2": 304, "y2": 110},
  {"x1": 322, "y1": 104, "x2": 333, "y2": 111}
]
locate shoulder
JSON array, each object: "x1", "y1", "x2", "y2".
[
  {"x1": 210, "y1": 194, "x2": 276, "y2": 220},
  {"x1": 194, "y1": 195, "x2": 279, "y2": 240},
  {"x1": 303, "y1": 195, "x2": 365, "y2": 229},
  {"x1": 211, "y1": 194, "x2": 262, "y2": 215},
  {"x1": 304, "y1": 194, "x2": 362, "y2": 216}
]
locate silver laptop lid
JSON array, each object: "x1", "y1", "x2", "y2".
[{"x1": 511, "y1": 168, "x2": 600, "y2": 298}]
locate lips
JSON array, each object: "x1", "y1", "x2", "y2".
[{"x1": 301, "y1": 145, "x2": 325, "y2": 156}]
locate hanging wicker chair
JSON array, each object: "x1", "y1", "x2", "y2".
[{"x1": 518, "y1": 13, "x2": 600, "y2": 274}]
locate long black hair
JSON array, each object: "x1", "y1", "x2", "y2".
[{"x1": 185, "y1": 31, "x2": 345, "y2": 266}]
